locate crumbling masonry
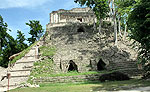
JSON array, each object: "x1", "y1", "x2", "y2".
[{"x1": 44, "y1": 7, "x2": 140, "y2": 75}]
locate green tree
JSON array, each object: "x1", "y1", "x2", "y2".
[
  {"x1": 75, "y1": 0, "x2": 109, "y2": 33},
  {"x1": 16, "y1": 30, "x2": 28, "y2": 52},
  {"x1": 75, "y1": 0, "x2": 126, "y2": 45},
  {"x1": 0, "y1": 15, "x2": 10, "y2": 67},
  {"x1": 2, "y1": 34, "x2": 18, "y2": 67},
  {"x1": 0, "y1": 15, "x2": 20, "y2": 67},
  {"x1": 0, "y1": 15, "x2": 8, "y2": 51},
  {"x1": 128, "y1": 0, "x2": 150, "y2": 72},
  {"x1": 26, "y1": 20, "x2": 44, "y2": 45},
  {"x1": 115, "y1": 0, "x2": 137, "y2": 39}
]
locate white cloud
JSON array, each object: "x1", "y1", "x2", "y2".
[{"x1": 0, "y1": 0, "x2": 53, "y2": 9}]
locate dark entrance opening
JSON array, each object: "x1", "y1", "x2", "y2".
[
  {"x1": 77, "y1": 27, "x2": 85, "y2": 32},
  {"x1": 68, "y1": 60, "x2": 78, "y2": 72},
  {"x1": 97, "y1": 59, "x2": 106, "y2": 71},
  {"x1": 77, "y1": 18, "x2": 82, "y2": 22}
]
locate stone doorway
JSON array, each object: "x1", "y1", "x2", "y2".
[
  {"x1": 77, "y1": 27, "x2": 85, "y2": 32},
  {"x1": 97, "y1": 59, "x2": 106, "y2": 71},
  {"x1": 77, "y1": 18, "x2": 82, "y2": 22},
  {"x1": 68, "y1": 60, "x2": 78, "y2": 72}
]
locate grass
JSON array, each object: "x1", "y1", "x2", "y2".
[
  {"x1": 39, "y1": 46, "x2": 56, "y2": 57},
  {"x1": 28, "y1": 46, "x2": 56, "y2": 84},
  {"x1": 33, "y1": 70, "x2": 111, "y2": 77},
  {"x1": 31, "y1": 59, "x2": 54, "y2": 75},
  {"x1": 9, "y1": 41, "x2": 38, "y2": 65},
  {"x1": 10, "y1": 79, "x2": 150, "y2": 92},
  {"x1": 28, "y1": 58, "x2": 54, "y2": 84},
  {"x1": 28, "y1": 70, "x2": 115, "y2": 84}
]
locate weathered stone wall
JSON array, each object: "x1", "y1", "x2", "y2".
[
  {"x1": 43, "y1": 22, "x2": 140, "y2": 76},
  {"x1": 33, "y1": 74, "x2": 101, "y2": 83},
  {"x1": 50, "y1": 7, "x2": 95, "y2": 24}
]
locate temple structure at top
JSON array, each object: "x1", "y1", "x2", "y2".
[{"x1": 49, "y1": 7, "x2": 96, "y2": 24}]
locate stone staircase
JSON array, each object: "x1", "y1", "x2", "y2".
[
  {"x1": 0, "y1": 45, "x2": 39, "y2": 92},
  {"x1": 108, "y1": 61, "x2": 143, "y2": 76}
]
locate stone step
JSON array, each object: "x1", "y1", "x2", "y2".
[
  {"x1": 9, "y1": 70, "x2": 30, "y2": 76},
  {"x1": 0, "y1": 84, "x2": 17, "y2": 88},
  {"x1": 113, "y1": 63, "x2": 137, "y2": 66},
  {"x1": 0, "y1": 85, "x2": 18, "y2": 92},
  {"x1": 13, "y1": 61, "x2": 34, "y2": 66},
  {"x1": 110, "y1": 65, "x2": 137, "y2": 69},
  {"x1": 0, "y1": 43, "x2": 39, "y2": 91},
  {"x1": 110, "y1": 63, "x2": 137, "y2": 68},
  {"x1": 27, "y1": 51, "x2": 36, "y2": 54},
  {"x1": 15, "y1": 60, "x2": 35, "y2": 64},
  {"x1": 10, "y1": 75, "x2": 29, "y2": 78},
  {"x1": 25, "y1": 50, "x2": 37, "y2": 55},
  {"x1": 9, "y1": 69, "x2": 31, "y2": 72},
  {"x1": 119, "y1": 69, "x2": 143, "y2": 76},
  {"x1": 110, "y1": 67, "x2": 138, "y2": 70},
  {"x1": 117, "y1": 67, "x2": 138, "y2": 71},
  {"x1": 111, "y1": 64, "x2": 137, "y2": 67},
  {"x1": 33, "y1": 74, "x2": 101, "y2": 83},
  {"x1": 12, "y1": 63, "x2": 33, "y2": 70},
  {"x1": 31, "y1": 47, "x2": 36, "y2": 49},
  {"x1": 108, "y1": 64, "x2": 137, "y2": 68},
  {"x1": 23, "y1": 56, "x2": 36, "y2": 60},
  {"x1": 24, "y1": 55, "x2": 36, "y2": 57},
  {"x1": 111, "y1": 62, "x2": 137, "y2": 65},
  {"x1": 0, "y1": 77, "x2": 28, "y2": 86},
  {"x1": 22, "y1": 66, "x2": 33, "y2": 69}
]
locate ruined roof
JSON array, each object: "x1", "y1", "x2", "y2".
[{"x1": 51, "y1": 7, "x2": 92, "y2": 14}]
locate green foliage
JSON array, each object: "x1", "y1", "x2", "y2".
[
  {"x1": 26, "y1": 20, "x2": 44, "y2": 45},
  {"x1": 116, "y1": 0, "x2": 137, "y2": 15},
  {"x1": 0, "y1": 15, "x2": 8, "y2": 50},
  {"x1": 39, "y1": 46, "x2": 56, "y2": 57},
  {"x1": 128, "y1": 0, "x2": 150, "y2": 71},
  {"x1": 74, "y1": 0, "x2": 109, "y2": 20},
  {"x1": 16, "y1": 30, "x2": 28, "y2": 52},
  {"x1": 28, "y1": 46, "x2": 56, "y2": 83},
  {"x1": 94, "y1": 0, "x2": 109, "y2": 20},
  {"x1": 0, "y1": 15, "x2": 20, "y2": 67},
  {"x1": 31, "y1": 58, "x2": 54, "y2": 75},
  {"x1": 28, "y1": 58, "x2": 54, "y2": 84},
  {"x1": 44, "y1": 31, "x2": 48, "y2": 36}
]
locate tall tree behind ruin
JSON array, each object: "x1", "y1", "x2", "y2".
[
  {"x1": 26, "y1": 20, "x2": 44, "y2": 45},
  {"x1": 128, "y1": 0, "x2": 150, "y2": 73},
  {"x1": 16, "y1": 30, "x2": 28, "y2": 52},
  {"x1": 74, "y1": 0, "x2": 109, "y2": 34},
  {"x1": 0, "y1": 15, "x2": 28, "y2": 67}
]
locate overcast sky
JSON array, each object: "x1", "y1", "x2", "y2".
[{"x1": 0, "y1": 0, "x2": 81, "y2": 43}]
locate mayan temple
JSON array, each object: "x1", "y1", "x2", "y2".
[
  {"x1": 44, "y1": 7, "x2": 139, "y2": 74},
  {"x1": 0, "y1": 7, "x2": 142, "y2": 91}
]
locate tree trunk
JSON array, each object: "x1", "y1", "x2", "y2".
[
  {"x1": 114, "y1": 17, "x2": 118, "y2": 45},
  {"x1": 112, "y1": 0, "x2": 118, "y2": 45},
  {"x1": 93, "y1": 16, "x2": 96, "y2": 31},
  {"x1": 118, "y1": 17, "x2": 122, "y2": 37},
  {"x1": 123, "y1": 24, "x2": 127, "y2": 40},
  {"x1": 99, "y1": 18, "x2": 102, "y2": 34},
  {"x1": 109, "y1": 0, "x2": 113, "y2": 22}
]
